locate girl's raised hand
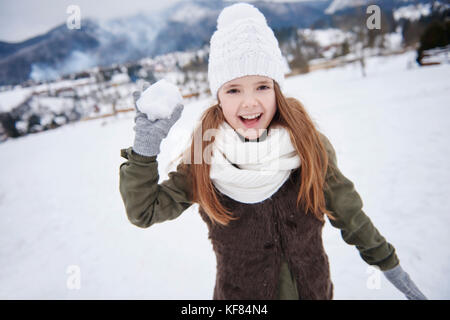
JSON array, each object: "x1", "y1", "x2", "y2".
[{"x1": 131, "y1": 81, "x2": 184, "y2": 157}]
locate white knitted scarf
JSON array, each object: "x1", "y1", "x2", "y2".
[{"x1": 209, "y1": 121, "x2": 301, "y2": 203}]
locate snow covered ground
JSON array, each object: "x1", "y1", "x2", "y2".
[{"x1": 0, "y1": 50, "x2": 449, "y2": 299}]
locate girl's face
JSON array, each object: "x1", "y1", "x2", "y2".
[{"x1": 217, "y1": 75, "x2": 277, "y2": 140}]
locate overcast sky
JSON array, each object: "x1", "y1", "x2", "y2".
[
  {"x1": 0, "y1": 0, "x2": 182, "y2": 42},
  {"x1": 0, "y1": 0, "x2": 321, "y2": 43}
]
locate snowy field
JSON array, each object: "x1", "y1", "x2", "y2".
[{"x1": 0, "y1": 50, "x2": 449, "y2": 299}]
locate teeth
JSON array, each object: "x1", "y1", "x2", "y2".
[{"x1": 241, "y1": 113, "x2": 261, "y2": 120}]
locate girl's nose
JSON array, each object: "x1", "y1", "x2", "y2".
[{"x1": 242, "y1": 93, "x2": 258, "y2": 108}]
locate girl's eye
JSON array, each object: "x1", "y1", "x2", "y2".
[{"x1": 226, "y1": 86, "x2": 270, "y2": 94}]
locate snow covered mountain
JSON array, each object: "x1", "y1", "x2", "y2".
[
  {"x1": 0, "y1": 0, "x2": 445, "y2": 86},
  {"x1": 0, "y1": 13, "x2": 167, "y2": 87},
  {"x1": 325, "y1": 0, "x2": 368, "y2": 14},
  {"x1": 325, "y1": 0, "x2": 434, "y2": 15},
  {"x1": 0, "y1": 0, "x2": 330, "y2": 86}
]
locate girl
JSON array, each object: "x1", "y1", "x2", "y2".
[{"x1": 119, "y1": 2, "x2": 427, "y2": 300}]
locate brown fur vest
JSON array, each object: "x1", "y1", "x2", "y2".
[{"x1": 198, "y1": 167, "x2": 333, "y2": 300}]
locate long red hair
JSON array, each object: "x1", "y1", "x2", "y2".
[{"x1": 175, "y1": 81, "x2": 336, "y2": 226}]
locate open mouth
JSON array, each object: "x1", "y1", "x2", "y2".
[{"x1": 239, "y1": 113, "x2": 262, "y2": 128}]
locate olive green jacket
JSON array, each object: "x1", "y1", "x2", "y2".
[{"x1": 119, "y1": 133, "x2": 399, "y2": 299}]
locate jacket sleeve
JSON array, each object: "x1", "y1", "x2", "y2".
[
  {"x1": 119, "y1": 146, "x2": 193, "y2": 228},
  {"x1": 320, "y1": 133, "x2": 400, "y2": 271}
]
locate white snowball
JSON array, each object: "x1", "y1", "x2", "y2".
[{"x1": 136, "y1": 78, "x2": 183, "y2": 121}]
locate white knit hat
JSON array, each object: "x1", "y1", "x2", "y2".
[{"x1": 208, "y1": 2, "x2": 286, "y2": 99}]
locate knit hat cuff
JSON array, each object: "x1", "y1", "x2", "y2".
[{"x1": 210, "y1": 52, "x2": 285, "y2": 99}]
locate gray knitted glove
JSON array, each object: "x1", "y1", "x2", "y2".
[
  {"x1": 132, "y1": 87, "x2": 184, "y2": 157},
  {"x1": 383, "y1": 264, "x2": 427, "y2": 300}
]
